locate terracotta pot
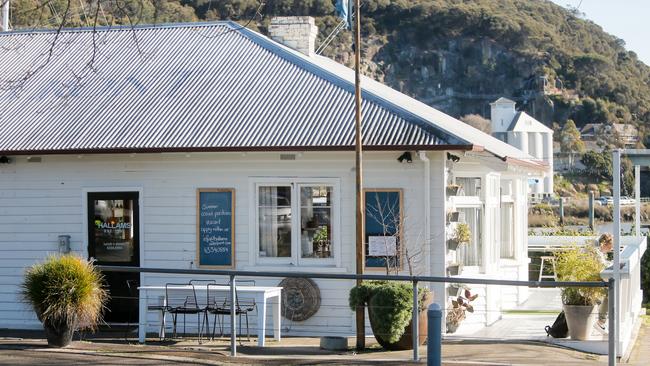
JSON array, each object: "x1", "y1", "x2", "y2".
[
  {"x1": 563, "y1": 304, "x2": 597, "y2": 341},
  {"x1": 368, "y1": 291, "x2": 434, "y2": 350},
  {"x1": 42, "y1": 317, "x2": 76, "y2": 347}
]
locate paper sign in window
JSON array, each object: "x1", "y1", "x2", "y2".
[{"x1": 368, "y1": 236, "x2": 397, "y2": 256}]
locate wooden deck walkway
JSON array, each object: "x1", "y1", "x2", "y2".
[{"x1": 445, "y1": 288, "x2": 608, "y2": 354}]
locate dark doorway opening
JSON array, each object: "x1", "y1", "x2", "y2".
[{"x1": 87, "y1": 191, "x2": 140, "y2": 324}]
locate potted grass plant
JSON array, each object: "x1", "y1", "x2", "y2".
[
  {"x1": 22, "y1": 255, "x2": 107, "y2": 347},
  {"x1": 349, "y1": 281, "x2": 432, "y2": 350},
  {"x1": 554, "y1": 246, "x2": 606, "y2": 340}
]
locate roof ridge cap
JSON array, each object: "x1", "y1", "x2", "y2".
[{"x1": 0, "y1": 21, "x2": 234, "y2": 37}]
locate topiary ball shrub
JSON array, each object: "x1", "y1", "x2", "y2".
[
  {"x1": 22, "y1": 255, "x2": 108, "y2": 347},
  {"x1": 349, "y1": 281, "x2": 430, "y2": 345}
]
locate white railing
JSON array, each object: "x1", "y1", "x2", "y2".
[
  {"x1": 528, "y1": 235, "x2": 647, "y2": 357},
  {"x1": 601, "y1": 236, "x2": 647, "y2": 357}
]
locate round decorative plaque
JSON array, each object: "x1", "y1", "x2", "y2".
[{"x1": 278, "y1": 277, "x2": 321, "y2": 322}]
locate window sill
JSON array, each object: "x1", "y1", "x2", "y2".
[{"x1": 242, "y1": 265, "x2": 349, "y2": 274}]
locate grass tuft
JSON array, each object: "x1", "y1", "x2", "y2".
[{"x1": 22, "y1": 255, "x2": 108, "y2": 330}]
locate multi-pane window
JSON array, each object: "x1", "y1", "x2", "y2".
[{"x1": 257, "y1": 182, "x2": 335, "y2": 264}]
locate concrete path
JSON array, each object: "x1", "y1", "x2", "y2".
[
  {"x1": 6, "y1": 321, "x2": 650, "y2": 365},
  {"x1": 627, "y1": 316, "x2": 650, "y2": 365},
  {"x1": 0, "y1": 334, "x2": 610, "y2": 365}
]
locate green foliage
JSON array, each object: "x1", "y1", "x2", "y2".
[
  {"x1": 22, "y1": 255, "x2": 107, "y2": 330},
  {"x1": 581, "y1": 150, "x2": 634, "y2": 195},
  {"x1": 453, "y1": 223, "x2": 471, "y2": 244},
  {"x1": 559, "y1": 120, "x2": 584, "y2": 168},
  {"x1": 531, "y1": 203, "x2": 554, "y2": 215},
  {"x1": 530, "y1": 228, "x2": 596, "y2": 236},
  {"x1": 349, "y1": 281, "x2": 429, "y2": 344},
  {"x1": 314, "y1": 225, "x2": 328, "y2": 242},
  {"x1": 554, "y1": 246, "x2": 606, "y2": 306},
  {"x1": 581, "y1": 150, "x2": 612, "y2": 179}
]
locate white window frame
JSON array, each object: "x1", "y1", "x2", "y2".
[
  {"x1": 250, "y1": 177, "x2": 341, "y2": 268},
  {"x1": 452, "y1": 174, "x2": 484, "y2": 273}
]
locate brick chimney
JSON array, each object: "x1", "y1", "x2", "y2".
[{"x1": 268, "y1": 16, "x2": 318, "y2": 57}]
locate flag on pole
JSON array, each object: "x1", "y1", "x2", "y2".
[{"x1": 335, "y1": 0, "x2": 352, "y2": 29}]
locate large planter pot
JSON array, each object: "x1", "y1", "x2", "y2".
[
  {"x1": 41, "y1": 315, "x2": 76, "y2": 348},
  {"x1": 563, "y1": 304, "x2": 597, "y2": 341},
  {"x1": 36, "y1": 312, "x2": 77, "y2": 347},
  {"x1": 368, "y1": 291, "x2": 433, "y2": 350}
]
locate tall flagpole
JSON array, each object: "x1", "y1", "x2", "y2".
[{"x1": 353, "y1": 0, "x2": 365, "y2": 351}]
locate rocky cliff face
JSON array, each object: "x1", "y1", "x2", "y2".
[{"x1": 320, "y1": 30, "x2": 553, "y2": 121}]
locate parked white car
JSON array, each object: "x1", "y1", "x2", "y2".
[{"x1": 598, "y1": 196, "x2": 636, "y2": 206}]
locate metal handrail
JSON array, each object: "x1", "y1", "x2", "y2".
[
  {"x1": 106, "y1": 265, "x2": 612, "y2": 365},
  {"x1": 97, "y1": 265, "x2": 607, "y2": 288}
]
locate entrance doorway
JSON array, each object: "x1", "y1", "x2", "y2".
[{"x1": 87, "y1": 191, "x2": 140, "y2": 323}]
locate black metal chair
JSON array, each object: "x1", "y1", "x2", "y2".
[
  {"x1": 165, "y1": 283, "x2": 204, "y2": 341},
  {"x1": 188, "y1": 279, "x2": 223, "y2": 339},
  {"x1": 206, "y1": 280, "x2": 257, "y2": 344}
]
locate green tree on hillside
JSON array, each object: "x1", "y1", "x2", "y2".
[{"x1": 560, "y1": 120, "x2": 585, "y2": 169}]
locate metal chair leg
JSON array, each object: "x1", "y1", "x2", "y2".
[
  {"x1": 211, "y1": 313, "x2": 218, "y2": 340},
  {"x1": 245, "y1": 312, "x2": 250, "y2": 342},
  {"x1": 197, "y1": 313, "x2": 200, "y2": 343},
  {"x1": 159, "y1": 311, "x2": 165, "y2": 341},
  {"x1": 172, "y1": 313, "x2": 178, "y2": 339},
  {"x1": 219, "y1": 314, "x2": 225, "y2": 337}
]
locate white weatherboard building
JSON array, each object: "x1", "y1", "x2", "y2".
[
  {"x1": 490, "y1": 98, "x2": 554, "y2": 198},
  {"x1": 0, "y1": 18, "x2": 545, "y2": 337}
]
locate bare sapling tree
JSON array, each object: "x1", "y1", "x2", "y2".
[{"x1": 365, "y1": 193, "x2": 431, "y2": 276}]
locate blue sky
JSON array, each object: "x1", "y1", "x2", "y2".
[{"x1": 550, "y1": 0, "x2": 650, "y2": 66}]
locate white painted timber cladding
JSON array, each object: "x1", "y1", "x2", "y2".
[{"x1": 0, "y1": 151, "x2": 447, "y2": 335}]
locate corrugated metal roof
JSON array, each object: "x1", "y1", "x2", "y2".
[{"x1": 0, "y1": 22, "x2": 542, "y2": 167}]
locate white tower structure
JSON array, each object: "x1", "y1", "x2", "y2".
[{"x1": 490, "y1": 98, "x2": 554, "y2": 198}]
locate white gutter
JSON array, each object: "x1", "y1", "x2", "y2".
[{"x1": 418, "y1": 151, "x2": 431, "y2": 274}]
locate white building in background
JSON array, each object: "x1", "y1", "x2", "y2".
[{"x1": 490, "y1": 97, "x2": 554, "y2": 198}]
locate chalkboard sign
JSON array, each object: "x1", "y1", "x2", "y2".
[
  {"x1": 196, "y1": 189, "x2": 235, "y2": 268},
  {"x1": 364, "y1": 189, "x2": 403, "y2": 269}
]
